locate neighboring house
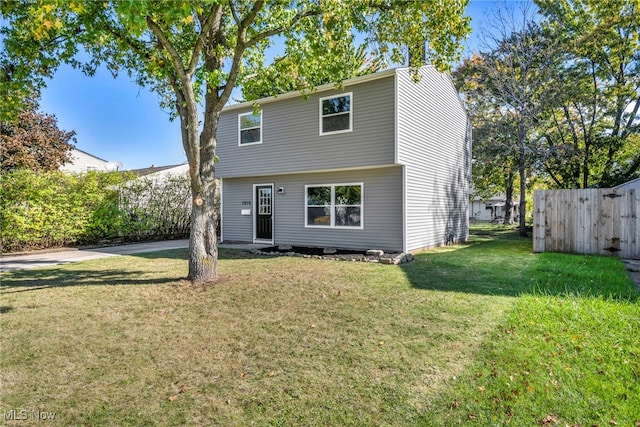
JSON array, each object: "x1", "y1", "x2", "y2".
[
  {"x1": 470, "y1": 195, "x2": 520, "y2": 223},
  {"x1": 60, "y1": 147, "x2": 122, "y2": 173},
  {"x1": 216, "y1": 66, "x2": 471, "y2": 252},
  {"x1": 613, "y1": 177, "x2": 640, "y2": 190},
  {"x1": 127, "y1": 163, "x2": 189, "y2": 179}
]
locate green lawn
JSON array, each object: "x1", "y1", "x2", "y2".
[{"x1": 1, "y1": 228, "x2": 638, "y2": 426}]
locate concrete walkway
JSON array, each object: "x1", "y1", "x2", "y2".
[
  {"x1": 0, "y1": 240, "x2": 265, "y2": 272},
  {"x1": 622, "y1": 259, "x2": 640, "y2": 291}
]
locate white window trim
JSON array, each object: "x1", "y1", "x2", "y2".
[
  {"x1": 238, "y1": 110, "x2": 262, "y2": 146},
  {"x1": 304, "y1": 182, "x2": 363, "y2": 229},
  {"x1": 319, "y1": 92, "x2": 353, "y2": 136}
]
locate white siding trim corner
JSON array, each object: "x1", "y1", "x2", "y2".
[
  {"x1": 402, "y1": 165, "x2": 407, "y2": 253},
  {"x1": 394, "y1": 72, "x2": 399, "y2": 166},
  {"x1": 219, "y1": 178, "x2": 224, "y2": 243}
]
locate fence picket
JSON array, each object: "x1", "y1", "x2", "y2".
[{"x1": 533, "y1": 188, "x2": 639, "y2": 259}]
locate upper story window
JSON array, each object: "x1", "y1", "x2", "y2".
[
  {"x1": 239, "y1": 111, "x2": 262, "y2": 146},
  {"x1": 319, "y1": 93, "x2": 352, "y2": 135}
]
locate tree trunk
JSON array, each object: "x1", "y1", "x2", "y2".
[
  {"x1": 503, "y1": 169, "x2": 514, "y2": 225},
  {"x1": 186, "y1": 114, "x2": 220, "y2": 285},
  {"x1": 187, "y1": 183, "x2": 218, "y2": 284},
  {"x1": 175, "y1": 87, "x2": 220, "y2": 285},
  {"x1": 518, "y1": 117, "x2": 528, "y2": 237},
  {"x1": 146, "y1": 11, "x2": 231, "y2": 286},
  {"x1": 582, "y1": 140, "x2": 590, "y2": 189},
  {"x1": 518, "y1": 164, "x2": 527, "y2": 237}
]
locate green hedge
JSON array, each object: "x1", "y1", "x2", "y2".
[
  {"x1": 116, "y1": 172, "x2": 192, "y2": 240},
  {"x1": 0, "y1": 169, "x2": 193, "y2": 253}
]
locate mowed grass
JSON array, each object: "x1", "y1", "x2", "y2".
[{"x1": 1, "y1": 227, "x2": 638, "y2": 426}]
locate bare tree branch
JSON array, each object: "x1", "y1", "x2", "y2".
[
  {"x1": 146, "y1": 16, "x2": 188, "y2": 82},
  {"x1": 622, "y1": 96, "x2": 640, "y2": 139},
  {"x1": 228, "y1": 0, "x2": 241, "y2": 27},
  {"x1": 245, "y1": 8, "x2": 319, "y2": 49},
  {"x1": 188, "y1": 5, "x2": 223, "y2": 76}
]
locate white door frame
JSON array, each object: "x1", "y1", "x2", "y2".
[{"x1": 252, "y1": 183, "x2": 274, "y2": 244}]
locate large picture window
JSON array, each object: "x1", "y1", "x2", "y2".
[
  {"x1": 239, "y1": 111, "x2": 262, "y2": 145},
  {"x1": 319, "y1": 93, "x2": 352, "y2": 135},
  {"x1": 305, "y1": 183, "x2": 362, "y2": 228}
]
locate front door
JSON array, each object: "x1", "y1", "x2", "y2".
[{"x1": 255, "y1": 185, "x2": 273, "y2": 241}]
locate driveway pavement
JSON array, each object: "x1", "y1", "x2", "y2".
[
  {"x1": 0, "y1": 240, "x2": 271, "y2": 272},
  {"x1": 0, "y1": 240, "x2": 191, "y2": 272}
]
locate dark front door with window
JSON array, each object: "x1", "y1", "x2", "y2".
[{"x1": 255, "y1": 185, "x2": 273, "y2": 241}]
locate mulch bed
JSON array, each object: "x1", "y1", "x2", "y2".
[{"x1": 254, "y1": 245, "x2": 409, "y2": 264}]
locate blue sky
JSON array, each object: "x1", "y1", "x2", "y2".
[{"x1": 37, "y1": 1, "x2": 514, "y2": 170}]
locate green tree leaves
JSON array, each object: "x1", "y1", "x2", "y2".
[
  {"x1": 456, "y1": 0, "x2": 639, "y2": 221},
  {"x1": 536, "y1": 0, "x2": 640, "y2": 187}
]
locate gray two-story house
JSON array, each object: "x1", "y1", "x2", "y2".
[{"x1": 216, "y1": 66, "x2": 471, "y2": 253}]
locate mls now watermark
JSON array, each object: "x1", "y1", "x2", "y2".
[{"x1": 5, "y1": 409, "x2": 56, "y2": 421}]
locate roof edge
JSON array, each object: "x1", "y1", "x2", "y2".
[
  {"x1": 223, "y1": 66, "x2": 436, "y2": 112},
  {"x1": 72, "y1": 147, "x2": 108, "y2": 163},
  {"x1": 613, "y1": 177, "x2": 640, "y2": 189},
  {"x1": 127, "y1": 163, "x2": 188, "y2": 177}
]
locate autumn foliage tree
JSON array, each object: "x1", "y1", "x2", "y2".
[
  {"x1": 454, "y1": 54, "x2": 520, "y2": 225},
  {"x1": 0, "y1": 101, "x2": 75, "y2": 172},
  {"x1": 536, "y1": 0, "x2": 640, "y2": 188},
  {"x1": 454, "y1": 2, "x2": 556, "y2": 237},
  {"x1": 1, "y1": 0, "x2": 470, "y2": 284}
]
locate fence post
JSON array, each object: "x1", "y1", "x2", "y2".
[{"x1": 533, "y1": 190, "x2": 545, "y2": 252}]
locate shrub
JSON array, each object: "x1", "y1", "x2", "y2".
[
  {"x1": 0, "y1": 170, "x2": 126, "y2": 252},
  {"x1": 0, "y1": 169, "x2": 195, "y2": 252},
  {"x1": 116, "y1": 173, "x2": 192, "y2": 240}
]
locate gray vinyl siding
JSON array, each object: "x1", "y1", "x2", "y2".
[
  {"x1": 396, "y1": 67, "x2": 471, "y2": 251},
  {"x1": 220, "y1": 179, "x2": 254, "y2": 243},
  {"x1": 221, "y1": 166, "x2": 404, "y2": 251},
  {"x1": 216, "y1": 76, "x2": 396, "y2": 178}
]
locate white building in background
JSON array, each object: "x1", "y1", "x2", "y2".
[
  {"x1": 60, "y1": 147, "x2": 122, "y2": 173},
  {"x1": 613, "y1": 177, "x2": 640, "y2": 190},
  {"x1": 470, "y1": 194, "x2": 520, "y2": 223}
]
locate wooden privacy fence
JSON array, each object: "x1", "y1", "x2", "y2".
[{"x1": 533, "y1": 188, "x2": 639, "y2": 259}]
